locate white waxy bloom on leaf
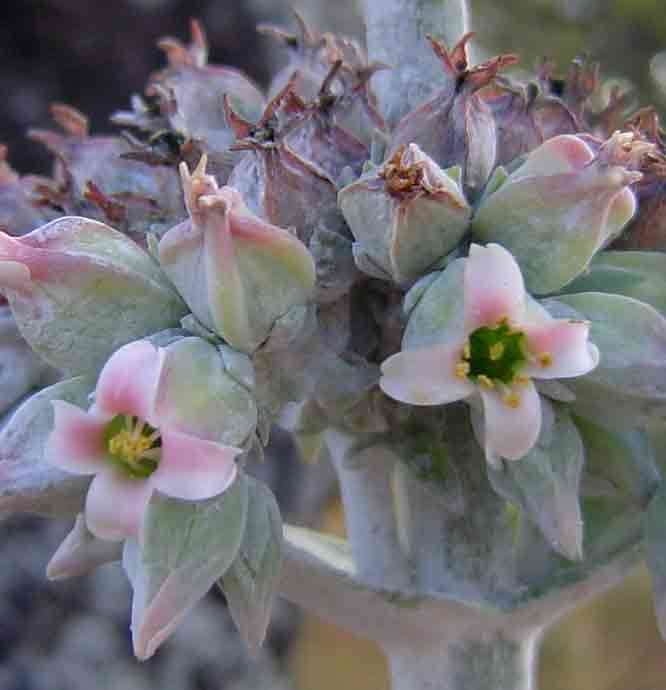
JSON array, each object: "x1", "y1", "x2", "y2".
[{"x1": 380, "y1": 243, "x2": 599, "y2": 463}]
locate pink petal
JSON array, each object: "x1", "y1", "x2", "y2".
[
  {"x1": 95, "y1": 340, "x2": 164, "y2": 422},
  {"x1": 513, "y1": 135, "x2": 595, "y2": 178},
  {"x1": 481, "y1": 380, "x2": 541, "y2": 461},
  {"x1": 380, "y1": 343, "x2": 475, "y2": 406},
  {"x1": 523, "y1": 319, "x2": 600, "y2": 379},
  {"x1": 151, "y1": 428, "x2": 240, "y2": 501},
  {"x1": 606, "y1": 187, "x2": 637, "y2": 242},
  {"x1": 85, "y1": 469, "x2": 153, "y2": 542},
  {"x1": 464, "y1": 244, "x2": 526, "y2": 332},
  {"x1": 45, "y1": 400, "x2": 107, "y2": 475},
  {"x1": 0, "y1": 261, "x2": 31, "y2": 291}
]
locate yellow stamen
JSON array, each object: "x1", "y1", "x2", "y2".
[
  {"x1": 539, "y1": 352, "x2": 553, "y2": 368},
  {"x1": 108, "y1": 429, "x2": 158, "y2": 465},
  {"x1": 489, "y1": 342, "x2": 505, "y2": 361},
  {"x1": 514, "y1": 374, "x2": 530, "y2": 386},
  {"x1": 463, "y1": 342, "x2": 471, "y2": 360},
  {"x1": 456, "y1": 361, "x2": 471, "y2": 379},
  {"x1": 503, "y1": 391, "x2": 522, "y2": 408},
  {"x1": 478, "y1": 375, "x2": 495, "y2": 390}
]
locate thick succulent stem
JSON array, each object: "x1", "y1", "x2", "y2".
[
  {"x1": 362, "y1": 0, "x2": 471, "y2": 127},
  {"x1": 325, "y1": 429, "x2": 411, "y2": 589},
  {"x1": 384, "y1": 629, "x2": 541, "y2": 690}
]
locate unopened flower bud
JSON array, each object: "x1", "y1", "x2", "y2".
[
  {"x1": 159, "y1": 156, "x2": 316, "y2": 353},
  {"x1": 472, "y1": 132, "x2": 647, "y2": 294},
  {"x1": 339, "y1": 144, "x2": 471, "y2": 284}
]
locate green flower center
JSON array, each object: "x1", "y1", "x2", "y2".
[
  {"x1": 456, "y1": 321, "x2": 528, "y2": 403},
  {"x1": 103, "y1": 414, "x2": 161, "y2": 479}
]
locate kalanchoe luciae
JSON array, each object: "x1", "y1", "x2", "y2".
[
  {"x1": 380, "y1": 244, "x2": 599, "y2": 464},
  {"x1": 45, "y1": 338, "x2": 255, "y2": 541},
  {"x1": 338, "y1": 143, "x2": 471, "y2": 284},
  {"x1": 159, "y1": 155, "x2": 316, "y2": 353},
  {"x1": 388, "y1": 33, "x2": 518, "y2": 196},
  {"x1": 472, "y1": 131, "x2": 650, "y2": 294}
]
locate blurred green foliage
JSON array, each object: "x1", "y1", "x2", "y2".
[{"x1": 471, "y1": 0, "x2": 666, "y2": 111}]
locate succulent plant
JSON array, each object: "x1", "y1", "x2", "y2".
[{"x1": 2, "y1": 1, "x2": 666, "y2": 688}]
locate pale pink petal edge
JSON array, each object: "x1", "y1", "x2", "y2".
[
  {"x1": 45, "y1": 400, "x2": 107, "y2": 475},
  {"x1": 85, "y1": 469, "x2": 153, "y2": 542},
  {"x1": 380, "y1": 343, "x2": 475, "y2": 406},
  {"x1": 481, "y1": 380, "x2": 542, "y2": 462},
  {"x1": 464, "y1": 243, "x2": 526, "y2": 332},
  {"x1": 152, "y1": 428, "x2": 240, "y2": 501}
]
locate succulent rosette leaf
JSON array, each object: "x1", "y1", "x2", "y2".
[
  {"x1": 339, "y1": 143, "x2": 471, "y2": 284},
  {"x1": 0, "y1": 376, "x2": 93, "y2": 519},
  {"x1": 44, "y1": 337, "x2": 256, "y2": 542},
  {"x1": 0, "y1": 304, "x2": 54, "y2": 416},
  {"x1": 543, "y1": 292, "x2": 666, "y2": 429},
  {"x1": 381, "y1": 244, "x2": 599, "y2": 463},
  {"x1": 0, "y1": 216, "x2": 188, "y2": 376},
  {"x1": 563, "y1": 250, "x2": 666, "y2": 314},
  {"x1": 46, "y1": 513, "x2": 123, "y2": 581},
  {"x1": 388, "y1": 34, "x2": 518, "y2": 195},
  {"x1": 472, "y1": 132, "x2": 648, "y2": 294},
  {"x1": 159, "y1": 156, "x2": 316, "y2": 354}
]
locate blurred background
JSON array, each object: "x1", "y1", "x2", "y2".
[{"x1": 1, "y1": 1, "x2": 666, "y2": 689}]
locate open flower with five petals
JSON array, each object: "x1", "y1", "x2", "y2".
[
  {"x1": 380, "y1": 243, "x2": 599, "y2": 463},
  {"x1": 45, "y1": 339, "x2": 244, "y2": 541}
]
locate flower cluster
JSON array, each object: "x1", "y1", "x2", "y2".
[{"x1": 1, "y1": 1, "x2": 666, "y2": 664}]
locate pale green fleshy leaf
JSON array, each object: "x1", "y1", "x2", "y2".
[
  {"x1": 125, "y1": 473, "x2": 249, "y2": 660},
  {"x1": 402, "y1": 259, "x2": 466, "y2": 349},
  {"x1": 220, "y1": 477, "x2": 283, "y2": 654},
  {"x1": 575, "y1": 415, "x2": 659, "y2": 504},
  {"x1": 487, "y1": 400, "x2": 584, "y2": 561},
  {"x1": 544, "y1": 293, "x2": 666, "y2": 428},
  {"x1": 644, "y1": 486, "x2": 666, "y2": 639},
  {"x1": 5, "y1": 217, "x2": 188, "y2": 377},
  {"x1": 563, "y1": 251, "x2": 666, "y2": 315},
  {"x1": 0, "y1": 376, "x2": 92, "y2": 518},
  {"x1": 47, "y1": 513, "x2": 122, "y2": 580},
  {"x1": 154, "y1": 337, "x2": 257, "y2": 447}
]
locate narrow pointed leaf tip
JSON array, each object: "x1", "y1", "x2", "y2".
[
  {"x1": 220, "y1": 477, "x2": 283, "y2": 654},
  {"x1": 125, "y1": 473, "x2": 249, "y2": 660}
]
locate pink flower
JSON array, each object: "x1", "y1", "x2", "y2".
[
  {"x1": 45, "y1": 340, "x2": 241, "y2": 541},
  {"x1": 380, "y1": 243, "x2": 599, "y2": 463}
]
